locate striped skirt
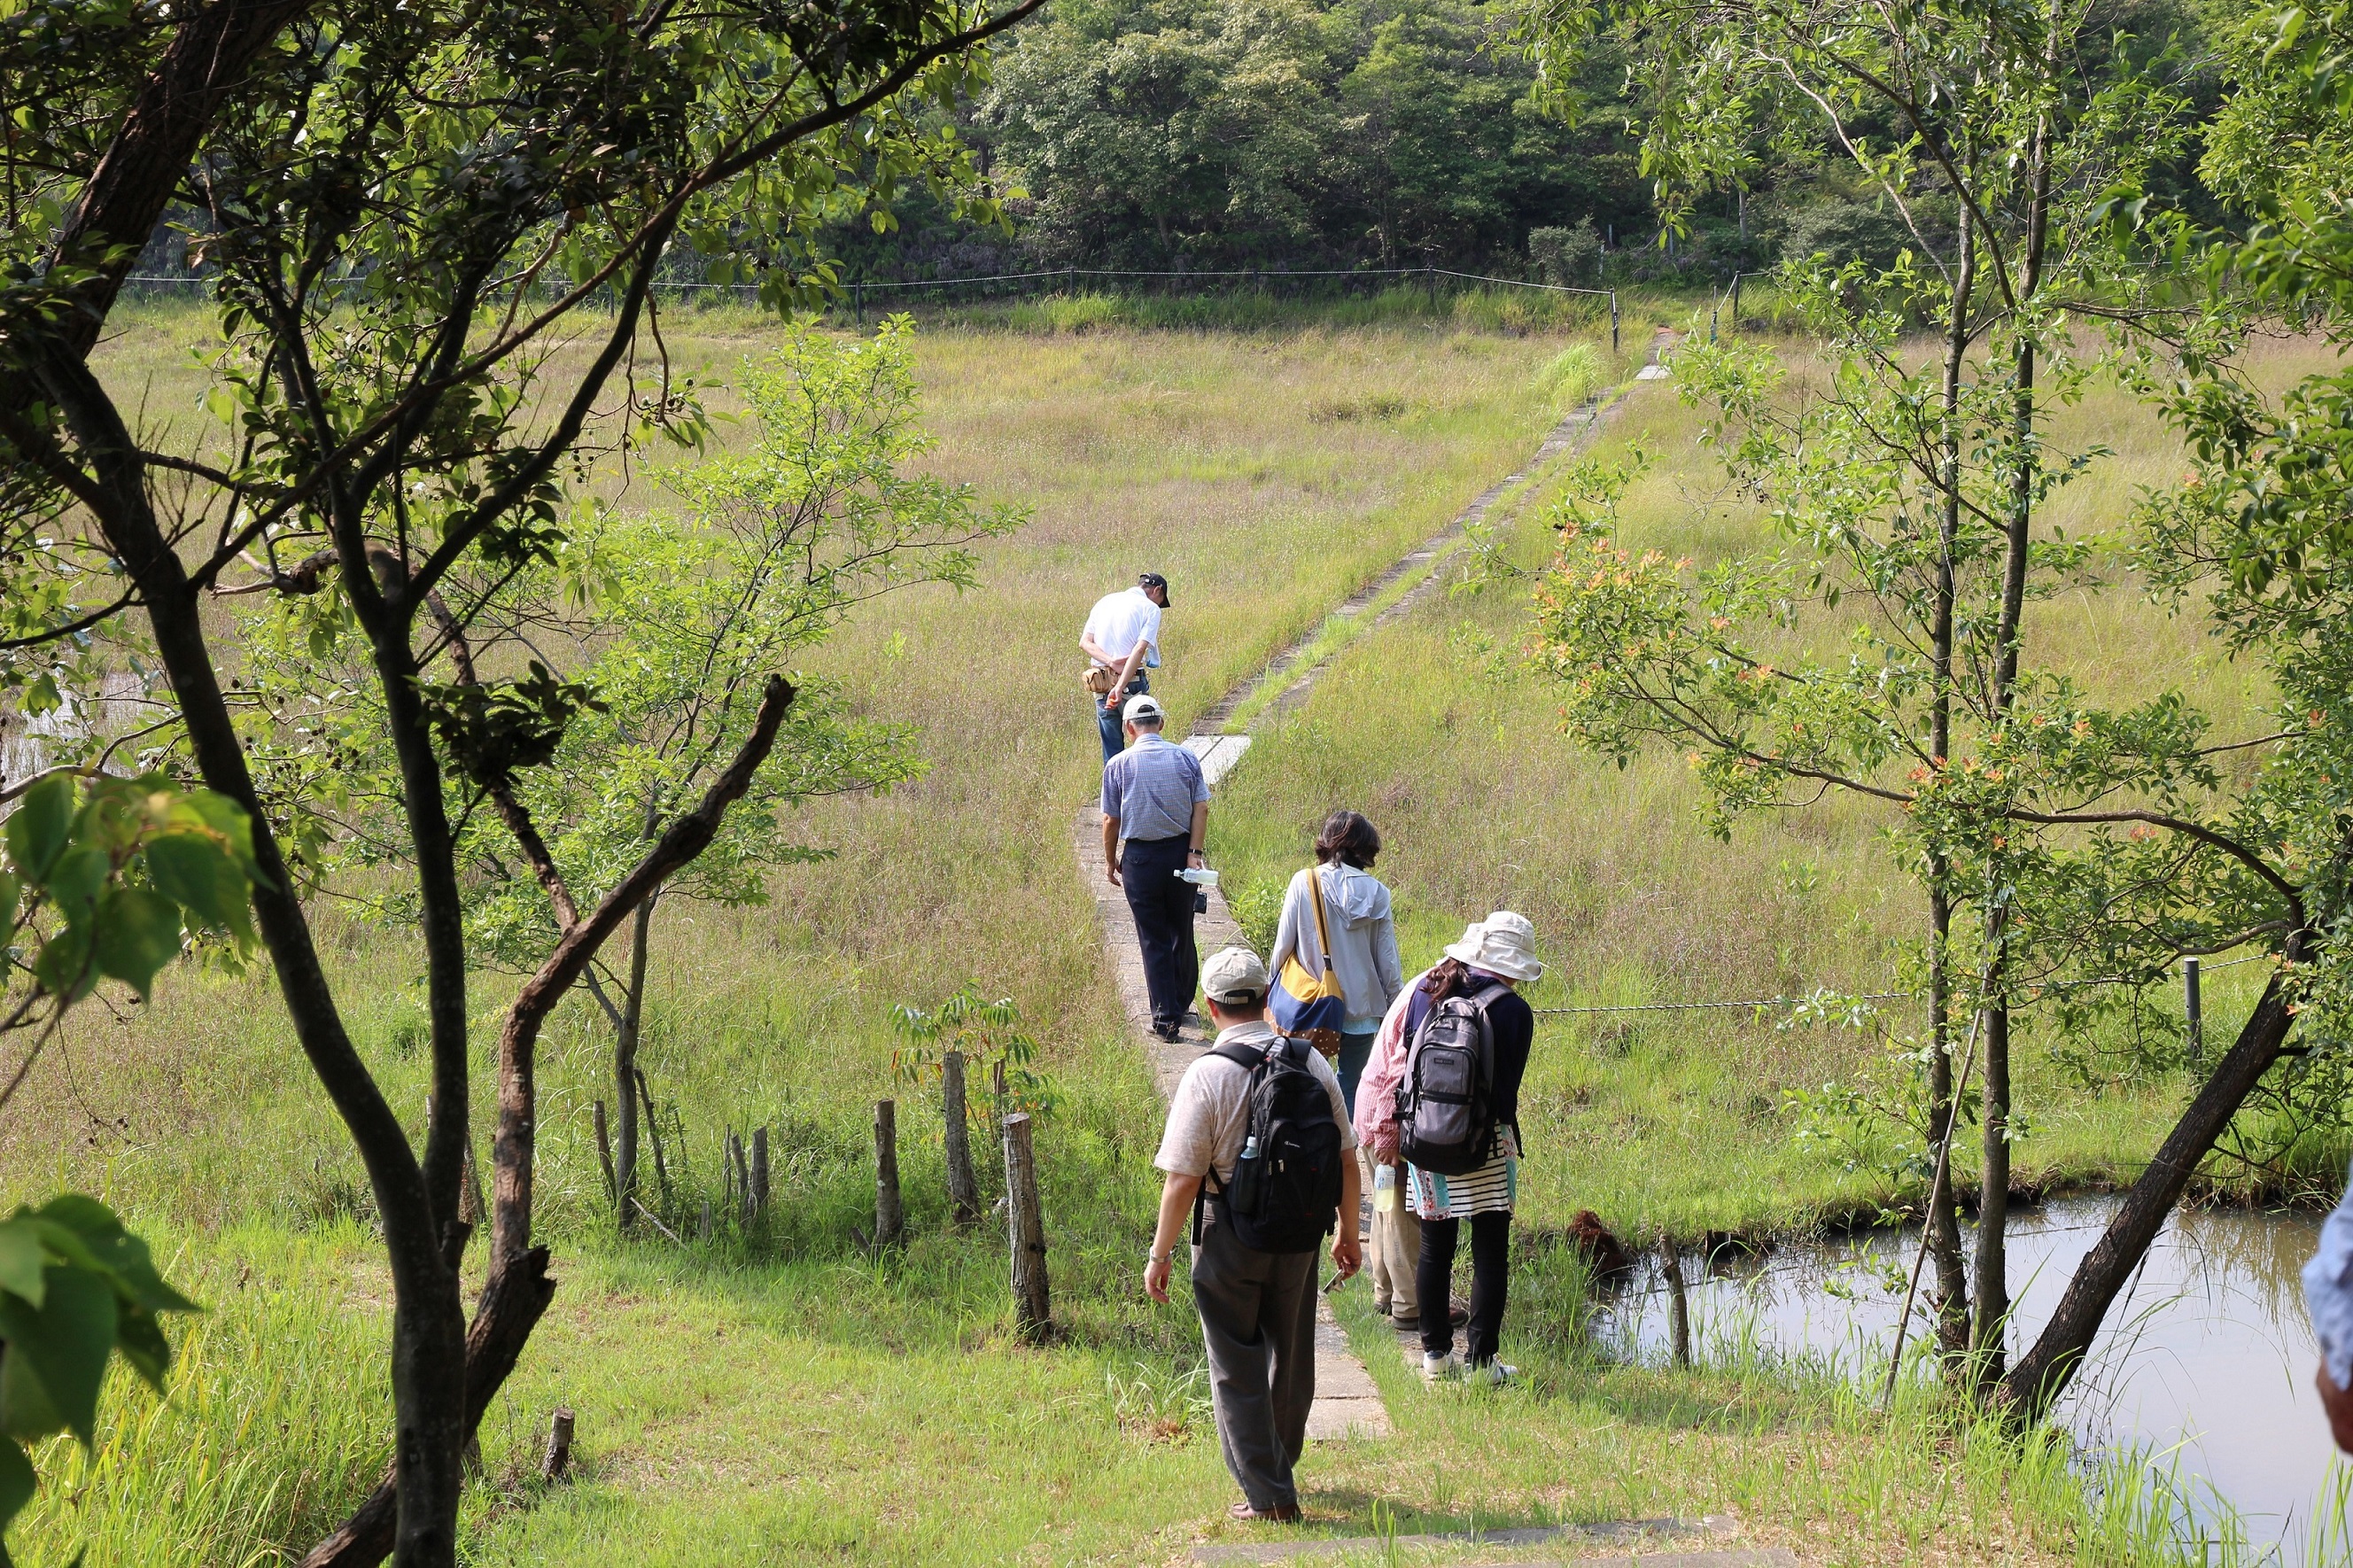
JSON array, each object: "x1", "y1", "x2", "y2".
[{"x1": 1407, "y1": 1128, "x2": 1518, "y2": 1220}]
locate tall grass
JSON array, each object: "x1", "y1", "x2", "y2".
[
  {"x1": 15, "y1": 1224, "x2": 391, "y2": 1564},
  {"x1": 1211, "y1": 335, "x2": 2343, "y2": 1239},
  {"x1": 1, "y1": 308, "x2": 2308, "y2": 1564}
]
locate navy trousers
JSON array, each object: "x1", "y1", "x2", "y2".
[{"x1": 1121, "y1": 833, "x2": 1197, "y2": 1030}]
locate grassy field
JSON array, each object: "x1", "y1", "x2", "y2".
[
  {"x1": 0, "y1": 300, "x2": 2299, "y2": 1564},
  {"x1": 1215, "y1": 330, "x2": 2331, "y2": 1240}
]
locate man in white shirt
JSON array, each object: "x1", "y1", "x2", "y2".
[
  {"x1": 1145, "y1": 947, "x2": 1360, "y2": 1523},
  {"x1": 1081, "y1": 572, "x2": 1169, "y2": 761}
]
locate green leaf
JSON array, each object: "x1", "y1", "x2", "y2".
[
  {"x1": 31, "y1": 924, "x2": 92, "y2": 1003},
  {"x1": 0, "y1": 1437, "x2": 33, "y2": 1542},
  {"x1": 0, "y1": 1265, "x2": 116, "y2": 1445},
  {"x1": 29, "y1": 1199, "x2": 196, "y2": 1316},
  {"x1": 0, "y1": 1226, "x2": 46, "y2": 1310},
  {"x1": 0, "y1": 872, "x2": 17, "y2": 928},
  {"x1": 3, "y1": 776, "x2": 72, "y2": 881},
  {"x1": 182, "y1": 794, "x2": 263, "y2": 887},
  {"x1": 111, "y1": 1310, "x2": 172, "y2": 1393},
  {"x1": 90, "y1": 888, "x2": 183, "y2": 997},
  {"x1": 41, "y1": 845, "x2": 105, "y2": 926},
  {"x1": 143, "y1": 832, "x2": 249, "y2": 935}
]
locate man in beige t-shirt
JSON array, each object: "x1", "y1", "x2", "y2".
[{"x1": 1145, "y1": 947, "x2": 1359, "y2": 1523}]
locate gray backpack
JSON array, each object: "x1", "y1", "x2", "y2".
[{"x1": 1396, "y1": 985, "x2": 1505, "y2": 1176}]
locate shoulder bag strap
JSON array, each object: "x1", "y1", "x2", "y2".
[{"x1": 1309, "y1": 867, "x2": 1337, "y2": 977}]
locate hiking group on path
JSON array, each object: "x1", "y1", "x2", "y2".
[{"x1": 1085, "y1": 572, "x2": 1544, "y2": 1523}]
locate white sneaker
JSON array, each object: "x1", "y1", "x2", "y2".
[
  {"x1": 1473, "y1": 1360, "x2": 1519, "y2": 1387},
  {"x1": 1419, "y1": 1351, "x2": 1462, "y2": 1385}
]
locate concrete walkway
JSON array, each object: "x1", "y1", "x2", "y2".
[{"x1": 1073, "y1": 340, "x2": 1667, "y2": 1448}]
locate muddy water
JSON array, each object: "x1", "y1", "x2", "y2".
[{"x1": 1592, "y1": 1198, "x2": 2347, "y2": 1558}]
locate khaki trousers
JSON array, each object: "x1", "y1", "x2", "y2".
[{"x1": 1358, "y1": 1145, "x2": 1421, "y2": 1318}]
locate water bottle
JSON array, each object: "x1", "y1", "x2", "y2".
[
  {"x1": 1241, "y1": 1136, "x2": 1260, "y2": 1162},
  {"x1": 1374, "y1": 1163, "x2": 1398, "y2": 1213}
]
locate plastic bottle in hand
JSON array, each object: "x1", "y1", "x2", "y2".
[{"x1": 1374, "y1": 1163, "x2": 1398, "y2": 1214}]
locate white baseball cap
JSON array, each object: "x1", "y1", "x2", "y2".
[
  {"x1": 1123, "y1": 693, "x2": 1166, "y2": 725},
  {"x1": 1200, "y1": 946, "x2": 1270, "y2": 1004}
]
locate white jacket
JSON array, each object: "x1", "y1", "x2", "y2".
[{"x1": 1268, "y1": 862, "x2": 1404, "y2": 1031}]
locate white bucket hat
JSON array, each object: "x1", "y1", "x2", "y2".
[{"x1": 1443, "y1": 911, "x2": 1543, "y2": 983}]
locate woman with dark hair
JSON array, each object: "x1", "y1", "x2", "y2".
[
  {"x1": 1267, "y1": 811, "x2": 1402, "y2": 1109},
  {"x1": 1355, "y1": 912, "x2": 1540, "y2": 1384}
]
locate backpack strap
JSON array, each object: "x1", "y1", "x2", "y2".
[{"x1": 1192, "y1": 1037, "x2": 1271, "y2": 1244}]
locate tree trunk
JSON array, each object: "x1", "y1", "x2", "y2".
[
  {"x1": 1999, "y1": 963, "x2": 2301, "y2": 1417},
  {"x1": 299, "y1": 1247, "x2": 559, "y2": 1568},
  {"x1": 613, "y1": 897, "x2": 656, "y2": 1230},
  {"x1": 1969, "y1": 981, "x2": 2013, "y2": 1386},
  {"x1": 490, "y1": 679, "x2": 796, "y2": 1268},
  {"x1": 35, "y1": 343, "x2": 471, "y2": 1567},
  {"x1": 1969, "y1": 73, "x2": 2054, "y2": 1398},
  {"x1": 1926, "y1": 198, "x2": 1977, "y2": 1363}
]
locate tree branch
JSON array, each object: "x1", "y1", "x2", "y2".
[{"x1": 488, "y1": 673, "x2": 796, "y2": 1264}]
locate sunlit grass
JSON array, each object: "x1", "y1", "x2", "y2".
[{"x1": 0, "y1": 306, "x2": 2296, "y2": 1564}]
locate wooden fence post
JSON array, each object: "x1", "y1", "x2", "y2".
[
  {"x1": 731, "y1": 1132, "x2": 752, "y2": 1227},
  {"x1": 541, "y1": 1408, "x2": 575, "y2": 1482},
  {"x1": 874, "y1": 1098, "x2": 905, "y2": 1248},
  {"x1": 698, "y1": 1195, "x2": 712, "y2": 1240},
  {"x1": 1003, "y1": 1112, "x2": 1051, "y2": 1341},
  {"x1": 943, "y1": 1050, "x2": 980, "y2": 1227},
  {"x1": 593, "y1": 1099, "x2": 617, "y2": 1207},
  {"x1": 1660, "y1": 1235, "x2": 1692, "y2": 1369},
  {"x1": 750, "y1": 1127, "x2": 770, "y2": 1220},
  {"x1": 2185, "y1": 957, "x2": 2203, "y2": 1069}
]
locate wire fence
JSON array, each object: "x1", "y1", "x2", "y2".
[
  {"x1": 117, "y1": 263, "x2": 1629, "y2": 353},
  {"x1": 1534, "y1": 949, "x2": 2275, "y2": 1021}
]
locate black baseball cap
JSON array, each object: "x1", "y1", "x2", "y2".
[{"x1": 1138, "y1": 571, "x2": 1170, "y2": 603}]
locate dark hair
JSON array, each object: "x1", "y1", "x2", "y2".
[
  {"x1": 1420, "y1": 957, "x2": 1472, "y2": 1004},
  {"x1": 1314, "y1": 811, "x2": 1381, "y2": 869}
]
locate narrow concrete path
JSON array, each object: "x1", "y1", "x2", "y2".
[{"x1": 1074, "y1": 337, "x2": 1667, "y2": 1449}]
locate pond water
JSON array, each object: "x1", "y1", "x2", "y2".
[{"x1": 1591, "y1": 1197, "x2": 2351, "y2": 1561}]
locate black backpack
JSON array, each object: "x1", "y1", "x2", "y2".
[
  {"x1": 1397, "y1": 984, "x2": 1505, "y2": 1176},
  {"x1": 1193, "y1": 1036, "x2": 1346, "y2": 1254}
]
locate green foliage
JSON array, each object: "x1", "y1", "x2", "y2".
[
  {"x1": 3, "y1": 773, "x2": 260, "y2": 1006},
  {"x1": 2105, "y1": 1, "x2": 2353, "y2": 1066},
  {"x1": 0, "y1": 775, "x2": 251, "y2": 1556},
  {"x1": 889, "y1": 982, "x2": 1053, "y2": 1121},
  {"x1": 972, "y1": 0, "x2": 1645, "y2": 270},
  {"x1": 1529, "y1": 219, "x2": 1604, "y2": 285}
]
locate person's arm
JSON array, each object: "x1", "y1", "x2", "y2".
[
  {"x1": 1187, "y1": 798, "x2": 1208, "y2": 870},
  {"x1": 1331, "y1": 1156, "x2": 1362, "y2": 1279},
  {"x1": 1102, "y1": 812, "x2": 1123, "y2": 884},
  {"x1": 2322, "y1": 1363, "x2": 2353, "y2": 1453},
  {"x1": 1372, "y1": 904, "x2": 1403, "y2": 1004},
  {"x1": 1268, "y1": 872, "x2": 1303, "y2": 978},
  {"x1": 1114, "y1": 635, "x2": 1149, "y2": 697},
  {"x1": 1081, "y1": 629, "x2": 1117, "y2": 665},
  {"x1": 1145, "y1": 1170, "x2": 1204, "y2": 1304},
  {"x1": 1356, "y1": 983, "x2": 1418, "y2": 1160},
  {"x1": 1490, "y1": 994, "x2": 1535, "y2": 1137}
]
